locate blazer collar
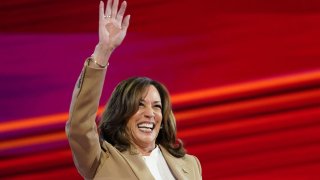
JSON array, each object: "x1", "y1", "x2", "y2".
[
  {"x1": 121, "y1": 148, "x2": 155, "y2": 180},
  {"x1": 121, "y1": 145, "x2": 191, "y2": 180},
  {"x1": 159, "y1": 145, "x2": 191, "y2": 180}
]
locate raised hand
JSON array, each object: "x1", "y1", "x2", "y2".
[{"x1": 92, "y1": 0, "x2": 130, "y2": 66}]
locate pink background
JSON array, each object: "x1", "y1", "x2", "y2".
[{"x1": 1, "y1": 0, "x2": 320, "y2": 179}]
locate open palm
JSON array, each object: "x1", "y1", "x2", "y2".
[{"x1": 99, "y1": 0, "x2": 130, "y2": 50}]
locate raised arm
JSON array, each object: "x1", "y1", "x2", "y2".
[{"x1": 65, "y1": 0, "x2": 130, "y2": 178}]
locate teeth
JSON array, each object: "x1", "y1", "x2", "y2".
[{"x1": 138, "y1": 123, "x2": 154, "y2": 129}]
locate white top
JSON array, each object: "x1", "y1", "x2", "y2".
[{"x1": 142, "y1": 146, "x2": 175, "y2": 180}]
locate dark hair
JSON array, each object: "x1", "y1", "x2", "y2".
[{"x1": 98, "y1": 77, "x2": 185, "y2": 158}]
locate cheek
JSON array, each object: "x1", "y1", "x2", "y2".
[
  {"x1": 126, "y1": 114, "x2": 140, "y2": 130},
  {"x1": 156, "y1": 113, "x2": 163, "y2": 124}
]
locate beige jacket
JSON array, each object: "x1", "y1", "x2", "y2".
[{"x1": 66, "y1": 60, "x2": 202, "y2": 180}]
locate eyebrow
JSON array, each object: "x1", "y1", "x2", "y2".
[{"x1": 140, "y1": 99, "x2": 161, "y2": 104}]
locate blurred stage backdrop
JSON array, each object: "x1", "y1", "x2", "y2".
[{"x1": 1, "y1": 0, "x2": 320, "y2": 179}]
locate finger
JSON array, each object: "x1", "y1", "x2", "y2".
[
  {"x1": 116, "y1": 1, "x2": 127, "y2": 22},
  {"x1": 99, "y1": 1, "x2": 108, "y2": 40},
  {"x1": 111, "y1": 0, "x2": 119, "y2": 18},
  {"x1": 121, "y1": 14, "x2": 130, "y2": 31},
  {"x1": 99, "y1": 1, "x2": 105, "y2": 21},
  {"x1": 105, "y1": 0, "x2": 112, "y2": 17}
]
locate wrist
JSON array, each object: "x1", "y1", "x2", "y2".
[
  {"x1": 95, "y1": 43, "x2": 114, "y2": 55},
  {"x1": 92, "y1": 43, "x2": 114, "y2": 64},
  {"x1": 88, "y1": 56, "x2": 109, "y2": 68}
]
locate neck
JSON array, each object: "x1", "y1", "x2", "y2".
[{"x1": 133, "y1": 143, "x2": 156, "y2": 156}]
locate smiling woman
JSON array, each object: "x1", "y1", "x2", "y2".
[
  {"x1": 65, "y1": 0, "x2": 202, "y2": 179},
  {"x1": 99, "y1": 77, "x2": 186, "y2": 158}
]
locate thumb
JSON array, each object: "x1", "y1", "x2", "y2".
[{"x1": 121, "y1": 15, "x2": 130, "y2": 31}]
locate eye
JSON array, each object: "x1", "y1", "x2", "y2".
[
  {"x1": 155, "y1": 104, "x2": 162, "y2": 109},
  {"x1": 139, "y1": 101, "x2": 144, "y2": 107}
]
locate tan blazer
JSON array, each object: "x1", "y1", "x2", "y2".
[{"x1": 66, "y1": 60, "x2": 202, "y2": 180}]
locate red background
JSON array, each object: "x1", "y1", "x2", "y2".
[{"x1": 1, "y1": 0, "x2": 320, "y2": 179}]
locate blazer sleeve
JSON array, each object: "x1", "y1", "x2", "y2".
[{"x1": 65, "y1": 59, "x2": 107, "y2": 179}]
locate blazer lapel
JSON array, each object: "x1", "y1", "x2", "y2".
[
  {"x1": 121, "y1": 149, "x2": 155, "y2": 180},
  {"x1": 159, "y1": 145, "x2": 191, "y2": 180}
]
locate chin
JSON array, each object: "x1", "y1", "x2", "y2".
[{"x1": 136, "y1": 132, "x2": 157, "y2": 143}]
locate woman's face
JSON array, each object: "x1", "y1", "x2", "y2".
[{"x1": 126, "y1": 85, "x2": 163, "y2": 150}]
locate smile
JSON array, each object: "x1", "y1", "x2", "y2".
[{"x1": 137, "y1": 122, "x2": 155, "y2": 133}]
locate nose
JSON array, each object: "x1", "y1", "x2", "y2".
[{"x1": 144, "y1": 105, "x2": 155, "y2": 119}]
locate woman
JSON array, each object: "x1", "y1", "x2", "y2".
[{"x1": 66, "y1": 0, "x2": 202, "y2": 179}]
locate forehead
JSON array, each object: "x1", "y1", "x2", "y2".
[{"x1": 141, "y1": 85, "x2": 161, "y2": 102}]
